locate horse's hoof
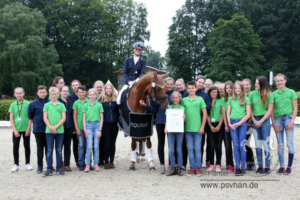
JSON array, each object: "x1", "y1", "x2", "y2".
[
  {"x1": 130, "y1": 167, "x2": 136, "y2": 171},
  {"x1": 149, "y1": 167, "x2": 155, "y2": 172}
]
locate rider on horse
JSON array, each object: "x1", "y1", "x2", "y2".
[{"x1": 117, "y1": 42, "x2": 147, "y2": 105}]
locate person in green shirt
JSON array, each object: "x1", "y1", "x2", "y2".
[
  {"x1": 72, "y1": 85, "x2": 90, "y2": 171},
  {"x1": 83, "y1": 88, "x2": 104, "y2": 172},
  {"x1": 221, "y1": 81, "x2": 234, "y2": 173},
  {"x1": 43, "y1": 87, "x2": 66, "y2": 177},
  {"x1": 271, "y1": 73, "x2": 298, "y2": 175},
  {"x1": 206, "y1": 86, "x2": 223, "y2": 173},
  {"x1": 9, "y1": 87, "x2": 32, "y2": 172},
  {"x1": 249, "y1": 76, "x2": 274, "y2": 175},
  {"x1": 181, "y1": 81, "x2": 207, "y2": 177},
  {"x1": 242, "y1": 78, "x2": 256, "y2": 171},
  {"x1": 164, "y1": 91, "x2": 185, "y2": 176},
  {"x1": 227, "y1": 81, "x2": 251, "y2": 176}
]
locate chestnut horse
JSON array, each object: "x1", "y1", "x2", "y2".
[{"x1": 127, "y1": 72, "x2": 169, "y2": 171}]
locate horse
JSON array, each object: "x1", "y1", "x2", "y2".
[{"x1": 125, "y1": 71, "x2": 170, "y2": 171}]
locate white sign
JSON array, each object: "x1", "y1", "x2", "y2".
[{"x1": 166, "y1": 109, "x2": 184, "y2": 133}]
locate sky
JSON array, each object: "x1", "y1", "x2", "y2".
[{"x1": 135, "y1": 0, "x2": 186, "y2": 56}]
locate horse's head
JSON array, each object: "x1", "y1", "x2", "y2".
[{"x1": 148, "y1": 72, "x2": 170, "y2": 110}]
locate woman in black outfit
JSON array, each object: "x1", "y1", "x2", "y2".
[{"x1": 98, "y1": 82, "x2": 119, "y2": 169}]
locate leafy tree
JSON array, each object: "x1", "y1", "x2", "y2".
[
  {"x1": 206, "y1": 13, "x2": 264, "y2": 82},
  {"x1": 146, "y1": 47, "x2": 166, "y2": 70},
  {"x1": 0, "y1": 4, "x2": 62, "y2": 95}
]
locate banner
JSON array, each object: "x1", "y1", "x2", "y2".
[{"x1": 128, "y1": 113, "x2": 153, "y2": 139}]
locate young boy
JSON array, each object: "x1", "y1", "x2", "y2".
[
  {"x1": 181, "y1": 81, "x2": 207, "y2": 176},
  {"x1": 73, "y1": 85, "x2": 90, "y2": 171},
  {"x1": 43, "y1": 87, "x2": 66, "y2": 177},
  {"x1": 9, "y1": 87, "x2": 32, "y2": 172},
  {"x1": 28, "y1": 85, "x2": 49, "y2": 173}
]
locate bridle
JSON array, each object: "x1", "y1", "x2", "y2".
[{"x1": 135, "y1": 76, "x2": 168, "y2": 104}]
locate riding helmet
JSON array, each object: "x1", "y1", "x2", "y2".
[{"x1": 133, "y1": 42, "x2": 144, "y2": 50}]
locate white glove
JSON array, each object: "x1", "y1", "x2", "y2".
[
  {"x1": 135, "y1": 78, "x2": 140, "y2": 83},
  {"x1": 128, "y1": 81, "x2": 134, "y2": 86}
]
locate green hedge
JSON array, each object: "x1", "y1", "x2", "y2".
[{"x1": 0, "y1": 100, "x2": 15, "y2": 120}]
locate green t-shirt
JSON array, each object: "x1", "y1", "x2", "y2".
[
  {"x1": 273, "y1": 88, "x2": 297, "y2": 119},
  {"x1": 228, "y1": 97, "x2": 250, "y2": 120},
  {"x1": 43, "y1": 101, "x2": 66, "y2": 134},
  {"x1": 181, "y1": 96, "x2": 206, "y2": 132},
  {"x1": 72, "y1": 98, "x2": 90, "y2": 130},
  {"x1": 210, "y1": 98, "x2": 222, "y2": 122},
  {"x1": 249, "y1": 90, "x2": 274, "y2": 116},
  {"x1": 221, "y1": 97, "x2": 230, "y2": 114},
  {"x1": 8, "y1": 100, "x2": 30, "y2": 132},
  {"x1": 83, "y1": 101, "x2": 104, "y2": 122}
]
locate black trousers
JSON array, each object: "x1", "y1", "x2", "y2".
[
  {"x1": 207, "y1": 122, "x2": 224, "y2": 165},
  {"x1": 201, "y1": 125, "x2": 210, "y2": 165},
  {"x1": 13, "y1": 132, "x2": 30, "y2": 165},
  {"x1": 34, "y1": 132, "x2": 47, "y2": 167},
  {"x1": 72, "y1": 132, "x2": 78, "y2": 163},
  {"x1": 102, "y1": 122, "x2": 119, "y2": 164},
  {"x1": 63, "y1": 128, "x2": 73, "y2": 166},
  {"x1": 222, "y1": 127, "x2": 234, "y2": 167},
  {"x1": 99, "y1": 132, "x2": 105, "y2": 164},
  {"x1": 156, "y1": 124, "x2": 166, "y2": 165}
]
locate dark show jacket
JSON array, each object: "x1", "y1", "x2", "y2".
[
  {"x1": 123, "y1": 57, "x2": 147, "y2": 84},
  {"x1": 145, "y1": 90, "x2": 174, "y2": 124},
  {"x1": 101, "y1": 101, "x2": 119, "y2": 123},
  {"x1": 58, "y1": 98, "x2": 74, "y2": 129},
  {"x1": 68, "y1": 92, "x2": 79, "y2": 104},
  {"x1": 27, "y1": 97, "x2": 50, "y2": 133}
]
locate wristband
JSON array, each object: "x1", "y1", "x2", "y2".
[{"x1": 209, "y1": 123, "x2": 212, "y2": 127}]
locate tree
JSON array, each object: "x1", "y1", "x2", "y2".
[
  {"x1": 146, "y1": 47, "x2": 166, "y2": 70},
  {"x1": 206, "y1": 13, "x2": 264, "y2": 82},
  {"x1": 0, "y1": 4, "x2": 62, "y2": 95},
  {"x1": 167, "y1": 0, "x2": 238, "y2": 82}
]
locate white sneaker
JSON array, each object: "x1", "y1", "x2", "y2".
[
  {"x1": 26, "y1": 164, "x2": 33, "y2": 171},
  {"x1": 11, "y1": 164, "x2": 19, "y2": 172}
]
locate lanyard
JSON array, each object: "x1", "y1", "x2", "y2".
[{"x1": 17, "y1": 102, "x2": 23, "y2": 117}]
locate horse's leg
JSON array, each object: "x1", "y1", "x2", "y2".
[
  {"x1": 146, "y1": 138, "x2": 155, "y2": 171},
  {"x1": 141, "y1": 139, "x2": 147, "y2": 161},
  {"x1": 130, "y1": 138, "x2": 137, "y2": 170}
]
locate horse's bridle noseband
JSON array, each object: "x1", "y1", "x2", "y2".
[{"x1": 135, "y1": 76, "x2": 168, "y2": 104}]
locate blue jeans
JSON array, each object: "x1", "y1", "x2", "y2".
[
  {"x1": 252, "y1": 116, "x2": 271, "y2": 167},
  {"x1": 274, "y1": 114, "x2": 295, "y2": 168},
  {"x1": 230, "y1": 119, "x2": 247, "y2": 168},
  {"x1": 77, "y1": 130, "x2": 86, "y2": 166},
  {"x1": 46, "y1": 133, "x2": 64, "y2": 170},
  {"x1": 86, "y1": 121, "x2": 100, "y2": 166},
  {"x1": 168, "y1": 132, "x2": 184, "y2": 167},
  {"x1": 185, "y1": 132, "x2": 202, "y2": 170}
]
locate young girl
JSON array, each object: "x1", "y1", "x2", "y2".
[
  {"x1": 98, "y1": 83, "x2": 119, "y2": 169},
  {"x1": 9, "y1": 87, "x2": 32, "y2": 172},
  {"x1": 227, "y1": 82, "x2": 251, "y2": 176},
  {"x1": 43, "y1": 87, "x2": 66, "y2": 177},
  {"x1": 164, "y1": 91, "x2": 185, "y2": 176},
  {"x1": 28, "y1": 85, "x2": 49, "y2": 173},
  {"x1": 271, "y1": 74, "x2": 297, "y2": 175},
  {"x1": 73, "y1": 85, "x2": 90, "y2": 171},
  {"x1": 249, "y1": 76, "x2": 274, "y2": 174},
  {"x1": 94, "y1": 80, "x2": 104, "y2": 98},
  {"x1": 52, "y1": 76, "x2": 65, "y2": 89},
  {"x1": 206, "y1": 86, "x2": 223, "y2": 173},
  {"x1": 83, "y1": 89, "x2": 104, "y2": 172},
  {"x1": 58, "y1": 85, "x2": 74, "y2": 172},
  {"x1": 221, "y1": 81, "x2": 234, "y2": 172}
]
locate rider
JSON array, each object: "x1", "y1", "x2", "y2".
[{"x1": 117, "y1": 42, "x2": 147, "y2": 105}]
